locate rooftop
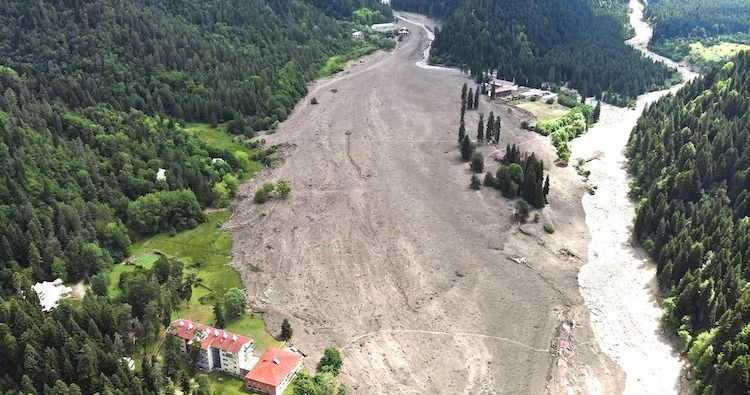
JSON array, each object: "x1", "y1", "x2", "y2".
[
  {"x1": 169, "y1": 319, "x2": 254, "y2": 354},
  {"x1": 244, "y1": 348, "x2": 302, "y2": 387}
]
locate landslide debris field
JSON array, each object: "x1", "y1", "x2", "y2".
[{"x1": 228, "y1": 14, "x2": 622, "y2": 394}]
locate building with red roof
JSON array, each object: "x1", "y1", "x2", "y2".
[
  {"x1": 244, "y1": 348, "x2": 303, "y2": 395},
  {"x1": 168, "y1": 319, "x2": 258, "y2": 377}
]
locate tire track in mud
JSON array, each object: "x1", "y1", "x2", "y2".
[{"x1": 341, "y1": 329, "x2": 550, "y2": 353}]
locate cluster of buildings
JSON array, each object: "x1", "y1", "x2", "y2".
[{"x1": 169, "y1": 319, "x2": 303, "y2": 395}]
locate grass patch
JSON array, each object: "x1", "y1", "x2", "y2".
[
  {"x1": 206, "y1": 372, "x2": 247, "y2": 395},
  {"x1": 689, "y1": 41, "x2": 750, "y2": 63},
  {"x1": 184, "y1": 122, "x2": 263, "y2": 181},
  {"x1": 106, "y1": 211, "x2": 281, "y2": 351},
  {"x1": 319, "y1": 45, "x2": 379, "y2": 78},
  {"x1": 134, "y1": 251, "x2": 162, "y2": 269},
  {"x1": 515, "y1": 101, "x2": 571, "y2": 122}
]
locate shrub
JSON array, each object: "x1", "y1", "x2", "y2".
[
  {"x1": 520, "y1": 121, "x2": 529, "y2": 129},
  {"x1": 254, "y1": 183, "x2": 273, "y2": 204},
  {"x1": 470, "y1": 152, "x2": 485, "y2": 173},
  {"x1": 311, "y1": 97, "x2": 319, "y2": 105},
  {"x1": 276, "y1": 179, "x2": 291, "y2": 198},
  {"x1": 470, "y1": 174, "x2": 481, "y2": 190},
  {"x1": 483, "y1": 171, "x2": 495, "y2": 187},
  {"x1": 460, "y1": 135, "x2": 475, "y2": 161},
  {"x1": 534, "y1": 213, "x2": 541, "y2": 223},
  {"x1": 546, "y1": 97, "x2": 555, "y2": 104},
  {"x1": 319, "y1": 348, "x2": 343, "y2": 376},
  {"x1": 544, "y1": 224, "x2": 555, "y2": 234}
]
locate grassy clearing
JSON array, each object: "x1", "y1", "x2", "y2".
[
  {"x1": 106, "y1": 211, "x2": 282, "y2": 351},
  {"x1": 134, "y1": 251, "x2": 161, "y2": 269},
  {"x1": 207, "y1": 372, "x2": 248, "y2": 395},
  {"x1": 515, "y1": 101, "x2": 571, "y2": 122},
  {"x1": 689, "y1": 41, "x2": 750, "y2": 62},
  {"x1": 184, "y1": 122, "x2": 263, "y2": 181},
  {"x1": 319, "y1": 45, "x2": 378, "y2": 78}
]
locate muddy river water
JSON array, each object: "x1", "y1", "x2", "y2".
[{"x1": 572, "y1": 0, "x2": 698, "y2": 393}]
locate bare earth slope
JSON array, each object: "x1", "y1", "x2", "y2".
[{"x1": 228, "y1": 15, "x2": 622, "y2": 394}]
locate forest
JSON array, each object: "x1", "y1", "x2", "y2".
[
  {"x1": 393, "y1": 0, "x2": 679, "y2": 102},
  {"x1": 646, "y1": 0, "x2": 750, "y2": 42},
  {"x1": 627, "y1": 52, "x2": 750, "y2": 393},
  {"x1": 0, "y1": 0, "x2": 390, "y2": 132},
  {"x1": 645, "y1": 0, "x2": 750, "y2": 69}
]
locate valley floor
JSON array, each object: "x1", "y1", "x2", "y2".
[{"x1": 226, "y1": 14, "x2": 624, "y2": 394}]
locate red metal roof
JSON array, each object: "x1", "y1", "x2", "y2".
[
  {"x1": 244, "y1": 348, "x2": 302, "y2": 387},
  {"x1": 169, "y1": 319, "x2": 253, "y2": 354}
]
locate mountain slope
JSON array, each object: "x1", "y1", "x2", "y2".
[
  {"x1": 395, "y1": 0, "x2": 678, "y2": 104},
  {"x1": 627, "y1": 52, "x2": 750, "y2": 394}
]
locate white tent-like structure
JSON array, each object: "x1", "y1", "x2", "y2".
[{"x1": 33, "y1": 278, "x2": 72, "y2": 312}]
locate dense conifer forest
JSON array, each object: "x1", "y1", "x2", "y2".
[
  {"x1": 0, "y1": 0, "x2": 390, "y2": 131},
  {"x1": 627, "y1": 52, "x2": 750, "y2": 393},
  {"x1": 393, "y1": 0, "x2": 678, "y2": 103},
  {"x1": 645, "y1": 0, "x2": 750, "y2": 69},
  {"x1": 646, "y1": 0, "x2": 750, "y2": 42},
  {"x1": 0, "y1": 2, "x2": 392, "y2": 392}
]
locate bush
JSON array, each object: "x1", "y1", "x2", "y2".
[
  {"x1": 546, "y1": 97, "x2": 555, "y2": 104},
  {"x1": 470, "y1": 152, "x2": 485, "y2": 173},
  {"x1": 520, "y1": 121, "x2": 529, "y2": 129},
  {"x1": 483, "y1": 171, "x2": 495, "y2": 187},
  {"x1": 311, "y1": 97, "x2": 319, "y2": 105},
  {"x1": 470, "y1": 174, "x2": 481, "y2": 190},
  {"x1": 534, "y1": 213, "x2": 541, "y2": 223},
  {"x1": 276, "y1": 179, "x2": 291, "y2": 198},
  {"x1": 254, "y1": 182, "x2": 274, "y2": 204},
  {"x1": 460, "y1": 135, "x2": 475, "y2": 161},
  {"x1": 544, "y1": 224, "x2": 555, "y2": 234}
]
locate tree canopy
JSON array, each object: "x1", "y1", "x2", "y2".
[{"x1": 627, "y1": 52, "x2": 750, "y2": 393}]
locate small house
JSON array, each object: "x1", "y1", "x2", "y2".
[
  {"x1": 398, "y1": 27, "x2": 409, "y2": 37},
  {"x1": 352, "y1": 31, "x2": 365, "y2": 41},
  {"x1": 490, "y1": 78, "x2": 518, "y2": 97}
]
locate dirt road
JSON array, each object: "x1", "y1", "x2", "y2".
[{"x1": 228, "y1": 14, "x2": 622, "y2": 394}]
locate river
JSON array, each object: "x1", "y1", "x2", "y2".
[{"x1": 572, "y1": 0, "x2": 698, "y2": 394}]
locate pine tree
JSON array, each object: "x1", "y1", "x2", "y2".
[
  {"x1": 458, "y1": 118, "x2": 466, "y2": 143},
  {"x1": 461, "y1": 83, "x2": 468, "y2": 105},
  {"x1": 213, "y1": 303, "x2": 226, "y2": 328},
  {"x1": 494, "y1": 118, "x2": 502, "y2": 144},
  {"x1": 474, "y1": 87, "x2": 480, "y2": 109},
  {"x1": 460, "y1": 136, "x2": 475, "y2": 161},
  {"x1": 593, "y1": 101, "x2": 601, "y2": 122},
  {"x1": 486, "y1": 112, "x2": 494, "y2": 144},
  {"x1": 467, "y1": 88, "x2": 474, "y2": 110},
  {"x1": 281, "y1": 318, "x2": 293, "y2": 341},
  {"x1": 477, "y1": 113, "x2": 484, "y2": 142},
  {"x1": 543, "y1": 175, "x2": 550, "y2": 202}
]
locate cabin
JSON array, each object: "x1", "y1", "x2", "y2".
[
  {"x1": 490, "y1": 79, "x2": 518, "y2": 97},
  {"x1": 398, "y1": 27, "x2": 410, "y2": 37},
  {"x1": 352, "y1": 31, "x2": 365, "y2": 41}
]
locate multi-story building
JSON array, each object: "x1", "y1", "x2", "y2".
[{"x1": 169, "y1": 319, "x2": 258, "y2": 377}]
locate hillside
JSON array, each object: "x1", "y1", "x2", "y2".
[
  {"x1": 627, "y1": 52, "x2": 750, "y2": 393},
  {"x1": 645, "y1": 0, "x2": 750, "y2": 69},
  {"x1": 394, "y1": 0, "x2": 678, "y2": 104},
  {"x1": 0, "y1": 0, "x2": 389, "y2": 131}
]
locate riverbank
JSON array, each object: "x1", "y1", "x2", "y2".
[{"x1": 572, "y1": 0, "x2": 699, "y2": 393}]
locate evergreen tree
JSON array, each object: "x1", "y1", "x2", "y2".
[
  {"x1": 213, "y1": 303, "x2": 226, "y2": 329},
  {"x1": 486, "y1": 112, "x2": 495, "y2": 144},
  {"x1": 467, "y1": 88, "x2": 474, "y2": 110},
  {"x1": 593, "y1": 101, "x2": 601, "y2": 122},
  {"x1": 477, "y1": 113, "x2": 484, "y2": 142},
  {"x1": 281, "y1": 318, "x2": 293, "y2": 341},
  {"x1": 458, "y1": 118, "x2": 466, "y2": 143},
  {"x1": 474, "y1": 86, "x2": 481, "y2": 109},
  {"x1": 460, "y1": 136, "x2": 475, "y2": 162}
]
